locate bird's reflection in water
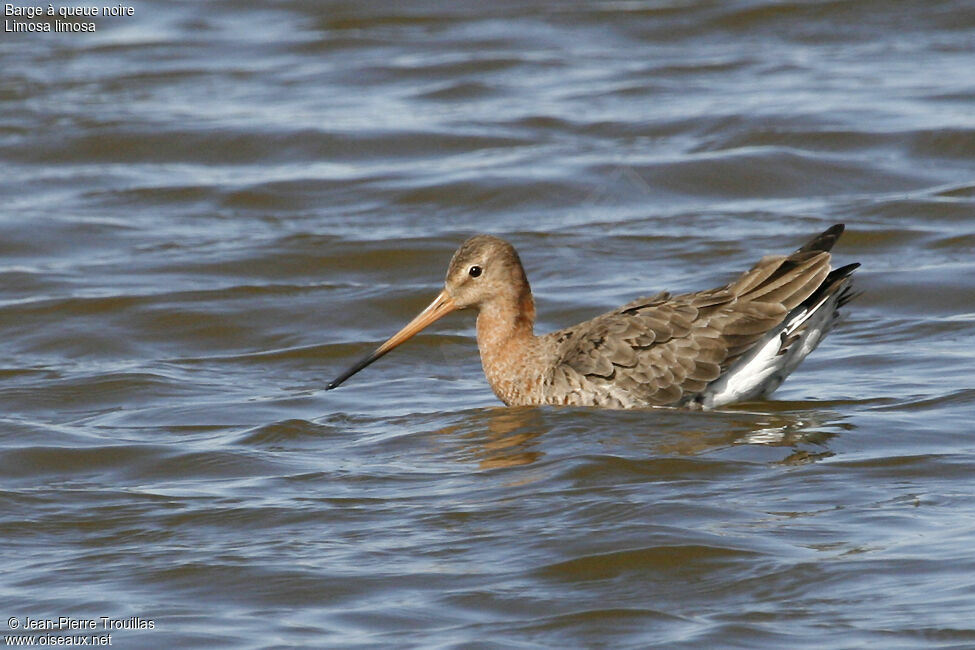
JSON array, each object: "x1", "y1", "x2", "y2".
[
  {"x1": 652, "y1": 405, "x2": 842, "y2": 461},
  {"x1": 441, "y1": 408, "x2": 547, "y2": 470},
  {"x1": 434, "y1": 402, "x2": 848, "y2": 470}
]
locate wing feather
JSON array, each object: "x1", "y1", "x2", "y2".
[{"x1": 543, "y1": 227, "x2": 841, "y2": 407}]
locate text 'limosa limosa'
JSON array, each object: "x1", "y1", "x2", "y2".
[{"x1": 328, "y1": 224, "x2": 859, "y2": 409}]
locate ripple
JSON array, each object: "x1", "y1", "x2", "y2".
[
  {"x1": 537, "y1": 544, "x2": 760, "y2": 581},
  {"x1": 3, "y1": 0, "x2": 975, "y2": 647}
]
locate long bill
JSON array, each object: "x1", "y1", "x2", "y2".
[{"x1": 327, "y1": 290, "x2": 458, "y2": 390}]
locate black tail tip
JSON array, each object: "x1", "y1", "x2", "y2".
[{"x1": 797, "y1": 223, "x2": 847, "y2": 254}]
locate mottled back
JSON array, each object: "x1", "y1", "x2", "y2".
[{"x1": 542, "y1": 226, "x2": 846, "y2": 407}]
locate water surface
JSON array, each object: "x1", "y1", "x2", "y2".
[{"x1": 2, "y1": 1, "x2": 975, "y2": 647}]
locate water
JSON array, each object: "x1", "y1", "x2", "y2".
[{"x1": 2, "y1": 1, "x2": 975, "y2": 647}]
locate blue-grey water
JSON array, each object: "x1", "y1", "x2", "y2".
[{"x1": 2, "y1": 1, "x2": 975, "y2": 648}]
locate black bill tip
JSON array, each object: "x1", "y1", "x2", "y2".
[{"x1": 326, "y1": 349, "x2": 384, "y2": 391}]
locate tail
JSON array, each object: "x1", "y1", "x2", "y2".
[
  {"x1": 698, "y1": 225, "x2": 859, "y2": 408},
  {"x1": 779, "y1": 261, "x2": 858, "y2": 356},
  {"x1": 796, "y1": 223, "x2": 845, "y2": 254}
]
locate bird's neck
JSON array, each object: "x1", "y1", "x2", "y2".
[{"x1": 475, "y1": 290, "x2": 539, "y2": 405}]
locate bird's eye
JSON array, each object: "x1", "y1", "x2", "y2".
[{"x1": 468, "y1": 265, "x2": 482, "y2": 278}]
